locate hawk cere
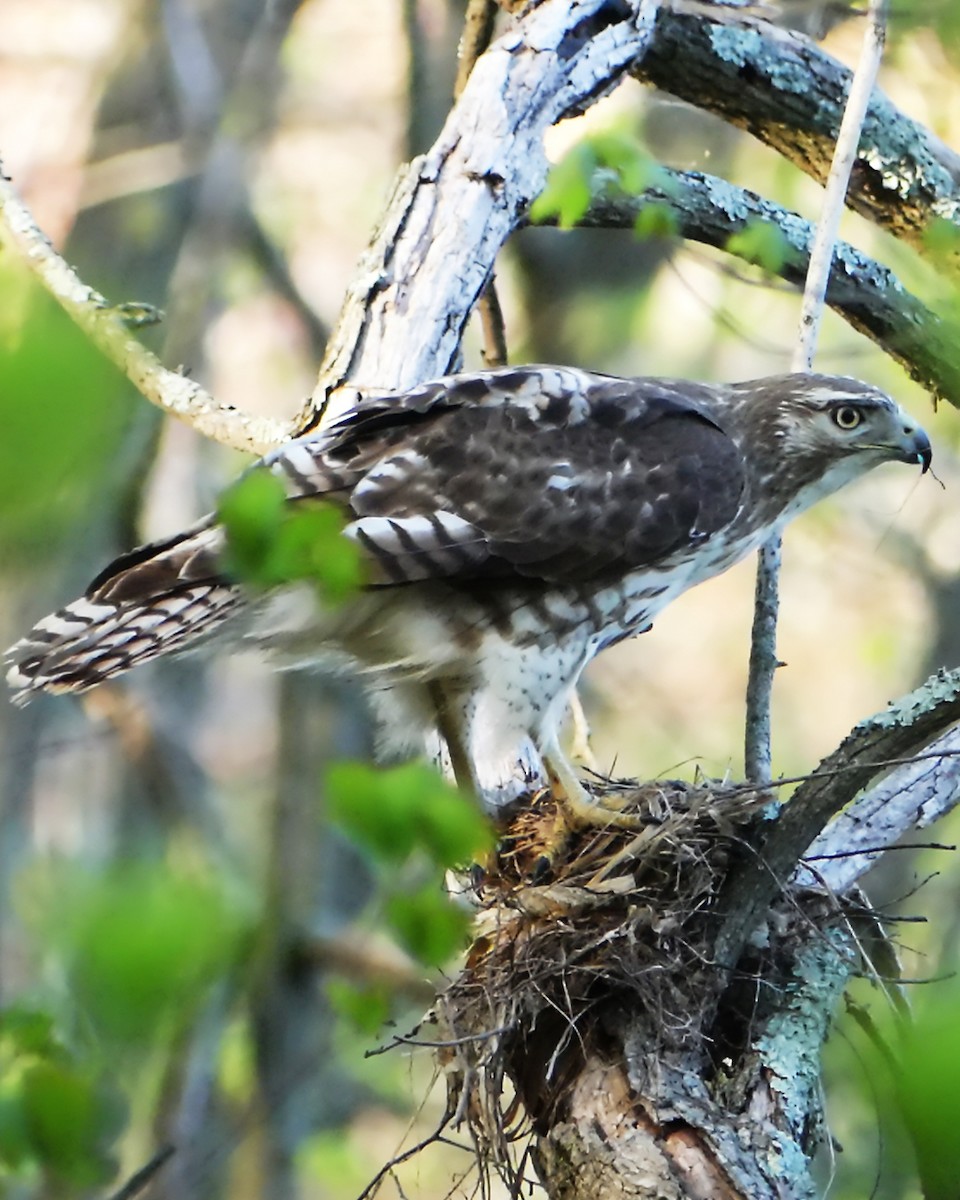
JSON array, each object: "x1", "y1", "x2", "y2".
[{"x1": 6, "y1": 367, "x2": 930, "y2": 817}]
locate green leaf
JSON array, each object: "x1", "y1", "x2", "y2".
[
  {"x1": 0, "y1": 270, "x2": 130, "y2": 565},
  {"x1": 0, "y1": 1008, "x2": 60, "y2": 1062},
  {"x1": 326, "y1": 761, "x2": 490, "y2": 868},
  {"x1": 634, "y1": 203, "x2": 679, "y2": 241},
  {"x1": 219, "y1": 471, "x2": 365, "y2": 600},
  {"x1": 20, "y1": 1063, "x2": 122, "y2": 1187},
  {"x1": 417, "y1": 784, "x2": 493, "y2": 869},
  {"x1": 22, "y1": 863, "x2": 246, "y2": 1049},
  {"x1": 726, "y1": 219, "x2": 791, "y2": 275},
  {"x1": 326, "y1": 761, "x2": 423, "y2": 862},
  {"x1": 895, "y1": 996, "x2": 960, "y2": 1198},
  {"x1": 588, "y1": 131, "x2": 666, "y2": 196},
  {"x1": 0, "y1": 1086, "x2": 32, "y2": 1171},
  {"x1": 326, "y1": 980, "x2": 391, "y2": 1036},
  {"x1": 385, "y1": 886, "x2": 470, "y2": 967},
  {"x1": 531, "y1": 130, "x2": 670, "y2": 230},
  {"x1": 218, "y1": 470, "x2": 287, "y2": 583},
  {"x1": 530, "y1": 143, "x2": 598, "y2": 228}
]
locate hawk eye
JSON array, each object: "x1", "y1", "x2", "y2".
[{"x1": 832, "y1": 405, "x2": 863, "y2": 431}]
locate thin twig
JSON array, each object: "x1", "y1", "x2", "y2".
[
  {"x1": 453, "y1": 0, "x2": 509, "y2": 370},
  {"x1": 106, "y1": 1145, "x2": 176, "y2": 1200},
  {"x1": 454, "y1": 0, "x2": 498, "y2": 100},
  {"x1": 744, "y1": 538, "x2": 782, "y2": 783},
  {"x1": 0, "y1": 172, "x2": 291, "y2": 455},
  {"x1": 477, "y1": 278, "x2": 509, "y2": 367},
  {"x1": 743, "y1": 0, "x2": 888, "y2": 785}
]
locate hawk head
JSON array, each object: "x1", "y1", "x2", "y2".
[{"x1": 724, "y1": 374, "x2": 931, "y2": 526}]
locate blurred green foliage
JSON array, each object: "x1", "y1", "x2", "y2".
[
  {"x1": 328, "y1": 761, "x2": 491, "y2": 969},
  {"x1": 726, "y1": 219, "x2": 792, "y2": 276},
  {"x1": 894, "y1": 0, "x2": 960, "y2": 58},
  {"x1": 326, "y1": 980, "x2": 392, "y2": 1036},
  {"x1": 19, "y1": 859, "x2": 249, "y2": 1050},
  {"x1": 531, "y1": 127, "x2": 670, "y2": 230},
  {"x1": 893, "y1": 981, "x2": 960, "y2": 1199},
  {"x1": 0, "y1": 859, "x2": 249, "y2": 1189},
  {"x1": 327, "y1": 761, "x2": 491, "y2": 870},
  {"x1": 219, "y1": 470, "x2": 365, "y2": 599},
  {"x1": 0, "y1": 1007, "x2": 124, "y2": 1188},
  {"x1": 0, "y1": 269, "x2": 130, "y2": 565}
]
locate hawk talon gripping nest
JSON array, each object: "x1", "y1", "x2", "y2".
[{"x1": 5, "y1": 365, "x2": 930, "y2": 821}]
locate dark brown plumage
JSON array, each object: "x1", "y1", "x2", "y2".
[{"x1": 6, "y1": 366, "x2": 931, "y2": 812}]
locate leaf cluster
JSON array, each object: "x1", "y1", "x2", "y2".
[
  {"x1": 219, "y1": 470, "x2": 365, "y2": 600},
  {"x1": 327, "y1": 762, "x2": 492, "y2": 972}
]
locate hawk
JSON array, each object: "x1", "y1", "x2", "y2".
[{"x1": 6, "y1": 366, "x2": 930, "y2": 819}]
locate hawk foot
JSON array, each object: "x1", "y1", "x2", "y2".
[
  {"x1": 543, "y1": 753, "x2": 645, "y2": 832},
  {"x1": 513, "y1": 753, "x2": 647, "y2": 882}
]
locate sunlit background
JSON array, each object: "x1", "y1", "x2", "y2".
[{"x1": 0, "y1": 2, "x2": 959, "y2": 1197}]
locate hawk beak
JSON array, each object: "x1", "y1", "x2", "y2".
[
  {"x1": 904, "y1": 426, "x2": 932, "y2": 474},
  {"x1": 907, "y1": 427, "x2": 931, "y2": 472}
]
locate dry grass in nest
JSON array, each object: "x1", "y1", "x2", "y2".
[{"x1": 432, "y1": 777, "x2": 771, "y2": 1183}]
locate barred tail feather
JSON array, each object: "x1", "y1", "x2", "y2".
[{"x1": 5, "y1": 524, "x2": 242, "y2": 705}]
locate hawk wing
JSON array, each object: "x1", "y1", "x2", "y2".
[
  {"x1": 268, "y1": 366, "x2": 747, "y2": 585},
  {"x1": 7, "y1": 366, "x2": 745, "y2": 701}
]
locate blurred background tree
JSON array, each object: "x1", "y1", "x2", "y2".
[{"x1": 0, "y1": 1, "x2": 958, "y2": 1197}]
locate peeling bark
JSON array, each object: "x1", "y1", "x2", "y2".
[{"x1": 304, "y1": 0, "x2": 663, "y2": 428}]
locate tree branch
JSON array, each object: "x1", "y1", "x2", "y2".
[
  {"x1": 0, "y1": 173, "x2": 292, "y2": 455},
  {"x1": 303, "y1": 0, "x2": 664, "y2": 428},
  {"x1": 578, "y1": 172, "x2": 960, "y2": 402},
  {"x1": 799, "y1": 726, "x2": 960, "y2": 893},
  {"x1": 633, "y1": 3, "x2": 960, "y2": 265},
  {"x1": 715, "y1": 668, "x2": 960, "y2": 969}
]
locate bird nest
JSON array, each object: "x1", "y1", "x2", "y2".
[{"x1": 432, "y1": 778, "x2": 774, "y2": 1182}]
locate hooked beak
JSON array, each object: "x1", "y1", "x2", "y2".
[
  {"x1": 918, "y1": 439, "x2": 933, "y2": 473},
  {"x1": 904, "y1": 424, "x2": 933, "y2": 474}
]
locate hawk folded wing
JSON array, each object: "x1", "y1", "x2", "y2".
[{"x1": 6, "y1": 365, "x2": 930, "y2": 810}]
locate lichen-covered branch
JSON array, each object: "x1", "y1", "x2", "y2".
[
  {"x1": 800, "y1": 724, "x2": 960, "y2": 892},
  {"x1": 302, "y1": 0, "x2": 663, "y2": 429},
  {"x1": 715, "y1": 668, "x2": 960, "y2": 969},
  {"x1": 579, "y1": 172, "x2": 960, "y2": 403},
  {"x1": 0, "y1": 173, "x2": 291, "y2": 455},
  {"x1": 633, "y1": 4, "x2": 960, "y2": 262}
]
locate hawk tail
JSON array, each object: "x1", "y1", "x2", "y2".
[{"x1": 6, "y1": 523, "x2": 242, "y2": 706}]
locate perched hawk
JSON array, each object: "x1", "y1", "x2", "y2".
[{"x1": 6, "y1": 366, "x2": 930, "y2": 817}]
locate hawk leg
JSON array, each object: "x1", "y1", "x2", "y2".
[
  {"x1": 428, "y1": 680, "x2": 477, "y2": 798},
  {"x1": 540, "y1": 736, "x2": 644, "y2": 831}
]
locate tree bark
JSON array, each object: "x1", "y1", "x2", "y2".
[{"x1": 633, "y1": 4, "x2": 960, "y2": 265}]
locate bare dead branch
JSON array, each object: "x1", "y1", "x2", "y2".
[
  {"x1": 455, "y1": 0, "x2": 510, "y2": 370},
  {"x1": 304, "y1": 0, "x2": 664, "y2": 430},
  {"x1": 0, "y1": 172, "x2": 292, "y2": 455},
  {"x1": 454, "y1": 0, "x2": 500, "y2": 99}
]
